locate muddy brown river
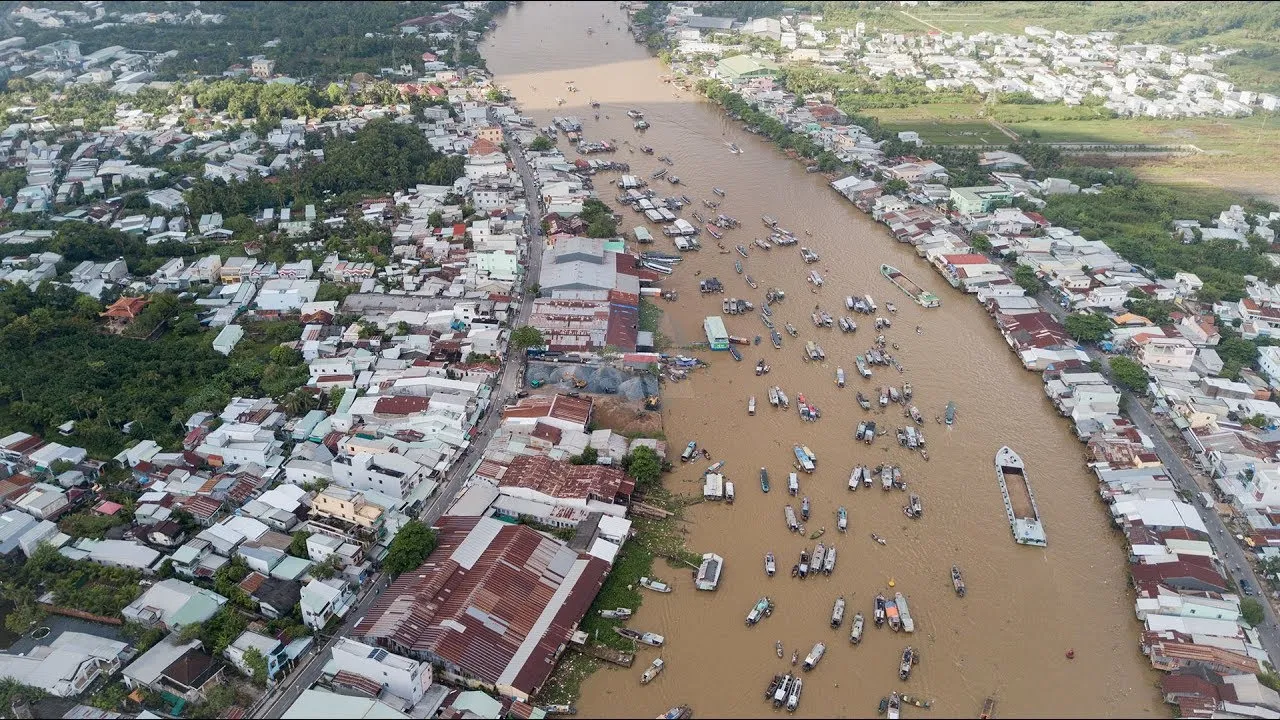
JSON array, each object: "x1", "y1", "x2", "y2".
[{"x1": 484, "y1": 3, "x2": 1163, "y2": 717}]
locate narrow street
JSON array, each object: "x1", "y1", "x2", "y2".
[
  {"x1": 257, "y1": 141, "x2": 546, "y2": 718},
  {"x1": 1034, "y1": 290, "x2": 1280, "y2": 660}
]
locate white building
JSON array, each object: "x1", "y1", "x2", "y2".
[
  {"x1": 330, "y1": 452, "x2": 429, "y2": 500},
  {"x1": 328, "y1": 637, "x2": 432, "y2": 707}
]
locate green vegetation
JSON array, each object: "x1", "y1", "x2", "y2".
[
  {"x1": 1126, "y1": 296, "x2": 1178, "y2": 325},
  {"x1": 180, "y1": 606, "x2": 247, "y2": 656},
  {"x1": 1043, "y1": 185, "x2": 1278, "y2": 302},
  {"x1": 1064, "y1": 313, "x2": 1113, "y2": 343},
  {"x1": 1215, "y1": 327, "x2": 1274, "y2": 381},
  {"x1": 1242, "y1": 597, "x2": 1266, "y2": 626},
  {"x1": 0, "y1": 281, "x2": 305, "y2": 458},
  {"x1": 0, "y1": 680, "x2": 47, "y2": 717},
  {"x1": 569, "y1": 447, "x2": 599, "y2": 466},
  {"x1": 580, "y1": 199, "x2": 619, "y2": 238},
  {"x1": 186, "y1": 119, "x2": 465, "y2": 219},
  {"x1": 621, "y1": 446, "x2": 662, "y2": 491},
  {"x1": 510, "y1": 325, "x2": 546, "y2": 350},
  {"x1": 12, "y1": 2, "x2": 504, "y2": 85},
  {"x1": 1, "y1": 545, "x2": 142, "y2": 621},
  {"x1": 288, "y1": 530, "x2": 313, "y2": 558},
  {"x1": 244, "y1": 647, "x2": 269, "y2": 687},
  {"x1": 527, "y1": 136, "x2": 555, "y2": 152},
  {"x1": 1260, "y1": 671, "x2": 1280, "y2": 693},
  {"x1": 59, "y1": 510, "x2": 129, "y2": 540},
  {"x1": 382, "y1": 520, "x2": 438, "y2": 576},
  {"x1": 638, "y1": 298, "x2": 663, "y2": 334},
  {"x1": 1109, "y1": 356, "x2": 1152, "y2": 392},
  {"x1": 1013, "y1": 265, "x2": 1043, "y2": 294}
]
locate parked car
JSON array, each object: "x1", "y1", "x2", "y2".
[{"x1": 1240, "y1": 579, "x2": 1256, "y2": 596}]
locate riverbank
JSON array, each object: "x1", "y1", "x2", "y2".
[
  {"x1": 485, "y1": 3, "x2": 1163, "y2": 716},
  {"x1": 537, "y1": 487, "x2": 701, "y2": 706}
]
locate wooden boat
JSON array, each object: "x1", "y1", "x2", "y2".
[
  {"x1": 785, "y1": 322, "x2": 798, "y2": 337},
  {"x1": 762, "y1": 214, "x2": 778, "y2": 227},
  {"x1": 903, "y1": 382, "x2": 913, "y2": 400},
  {"x1": 640, "y1": 577, "x2": 672, "y2": 593},
  {"x1": 837, "y1": 506, "x2": 848, "y2": 532},
  {"x1": 802, "y1": 643, "x2": 825, "y2": 671},
  {"x1": 831, "y1": 596, "x2": 846, "y2": 628},
  {"x1": 760, "y1": 467, "x2": 771, "y2": 493},
  {"x1": 615, "y1": 627, "x2": 665, "y2": 646},
  {"x1": 836, "y1": 367, "x2": 846, "y2": 387},
  {"x1": 887, "y1": 693, "x2": 901, "y2": 720},
  {"x1": 850, "y1": 612, "x2": 865, "y2": 644},
  {"x1": 996, "y1": 446, "x2": 1047, "y2": 547},
  {"x1": 706, "y1": 460, "x2": 725, "y2": 474},
  {"x1": 952, "y1": 565, "x2": 966, "y2": 597},
  {"x1": 755, "y1": 237, "x2": 771, "y2": 251},
  {"x1": 857, "y1": 391, "x2": 871, "y2": 410},
  {"x1": 903, "y1": 494, "x2": 922, "y2": 519},
  {"x1": 871, "y1": 533, "x2": 886, "y2": 546},
  {"x1": 886, "y1": 596, "x2": 901, "y2": 631},
  {"x1": 881, "y1": 264, "x2": 940, "y2": 308},
  {"x1": 775, "y1": 642, "x2": 784, "y2": 659},
  {"x1": 773, "y1": 674, "x2": 792, "y2": 707},
  {"x1": 768, "y1": 387, "x2": 780, "y2": 406},
  {"x1": 746, "y1": 275, "x2": 758, "y2": 289},
  {"x1": 760, "y1": 312, "x2": 774, "y2": 329},
  {"x1": 801, "y1": 496, "x2": 811, "y2": 521},
  {"x1": 797, "y1": 549, "x2": 809, "y2": 576},
  {"x1": 899, "y1": 646, "x2": 916, "y2": 680},
  {"x1": 766, "y1": 673, "x2": 783, "y2": 699},
  {"x1": 659, "y1": 705, "x2": 692, "y2": 720},
  {"x1": 651, "y1": 168, "x2": 667, "y2": 179},
  {"x1": 706, "y1": 225, "x2": 723, "y2": 240},
  {"x1": 849, "y1": 466, "x2": 862, "y2": 490},
  {"x1": 823, "y1": 546, "x2": 836, "y2": 574},
  {"x1": 980, "y1": 697, "x2": 997, "y2": 719},
  {"x1": 946, "y1": 400, "x2": 957, "y2": 425},
  {"x1": 896, "y1": 592, "x2": 915, "y2": 633},
  {"x1": 765, "y1": 552, "x2": 776, "y2": 576},
  {"x1": 729, "y1": 346, "x2": 743, "y2": 361},
  {"x1": 726, "y1": 481, "x2": 735, "y2": 503},
  {"x1": 713, "y1": 187, "x2": 726, "y2": 197},
  {"x1": 600, "y1": 607, "x2": 633, "y2": 619},
  {"x1": 902, "y1": 695, "x2": 932, "y2": 709},
  {"x1": 641, "y1": 657, "x2": 664, "y2": 684},
  {"x1": 772, "y1": 330, "x2": 783, "y2": 349},
  {"x1": 735, "y1": 259, "x2": 743, "y2": 274},
  {"x1": 748, "y1": 396, "x2": 756, "y2": 416},
  {"x1": 786, "y1": 676, "x2": 802, "y2": 712},
  {"x1": 874, "y1": 593, "x2": 887, "y2": 626},
  {"x1": 756, "y1": 359, "x2": 770, "y2": 375},
  {"x1": 746, "y1": 596, "x2": 774, "y2": 625}
]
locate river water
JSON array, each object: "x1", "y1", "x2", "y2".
[{"x1": 484, "y1": 3, "x2": 1162, "y2": 717}]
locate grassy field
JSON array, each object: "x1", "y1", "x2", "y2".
[{"x1": 877, "y1": 119, "x2": 1007, "y2": 145}]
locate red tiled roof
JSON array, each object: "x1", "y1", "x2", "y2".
[
  {"x1": 530, "y1": 422, "x2": 563, "y2": 445},
  {"x1": 501, "y1": 455, "x2": 629, "y2": 502},
  {"x1": 182, "y1": 495, "x2": 223, "y2": 520},
  {"x1": 373, "y1": 396, "x2": 431, "y2": 416},
  {"x1": 353, "y1": 517, "x2": 609, "y2": 697},
  {"x1": 549, "y1": 394, "x2": 593, "y2": 428},
  {"x1": 239, "y1": 571, "x2": 267, "y2": 594}
]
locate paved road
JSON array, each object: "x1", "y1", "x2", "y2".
[
  {"x1": 257, "y1": 143, "x2": 546, "y2": 718},
  {"x1": 1033, "y1": 290, "x2": 1280, "y2": 659}
]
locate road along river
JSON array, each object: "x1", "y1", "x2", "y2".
[{"x1": 484, "y1": 3, "x2": 1163, "y2": 717}]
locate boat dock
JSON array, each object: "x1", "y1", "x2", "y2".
[{"x1": 573, "y1": 642, "x2": 635, "y2": 667}]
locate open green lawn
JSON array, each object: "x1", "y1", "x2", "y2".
[{"x1": 877, "y1": 119, "x2": 1007, "y2": 145}]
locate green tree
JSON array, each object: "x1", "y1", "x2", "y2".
[
  {"x1": 571, "y1": 446, "x2": 599, "y2": 465},
  {"x1": 623, "y1": 445, "x2": 662, "y2": 490},
  {"x1": 1109, "y1": 356, "x2": 1150, "y2": 392},
  {"x1": 882, "y1": 178, "x2": 908, "y2": 194},
  {"x1": 243, "y1": 647, "x2": 269, "y2": 686},
  {"x1": 3, "y1": 602, "x2": 45, "y2": 636},
  {"x1": 969, "y1": 233, "x2": 992, "y2": 253},
  {"x1": 382, "y1": 520, "x2": 438, "y2": 576},
  {"x1": 527, "y1": 136, "x2": 554, "y2": 152},
  {"x1": 287, "y1": 530, "x2": 312, "y2": 558},
  {"x1": 1064, "y1": 313, "x2": 1112, "y2": 343},
  {"x1": 1013, "y1": 265, "x2": 1042, "y2": 294},
  {"x1": 1241, "y1": 597, "x2": 1265, "y2": 626},
  {"x1": 510, "y1": 326, "x2": 545, "y2": 350}
]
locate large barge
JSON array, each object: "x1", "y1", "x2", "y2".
[
  {"x1": 995, "y1": 446, "x2": 1046, "y2": 547},
  {"x1": 881, "y1": 264, "x2": 940, "y2": 308}
]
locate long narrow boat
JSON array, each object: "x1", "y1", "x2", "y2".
[
  {"x1": 760, "y1": 467, "x2": 771, "y2": 493},
  {"x1": 880, "y1": 264, "x2": 940, "y2": 308},
  {"x1": 995, "y1": 446, "x2": 1047, "y2": 547}
]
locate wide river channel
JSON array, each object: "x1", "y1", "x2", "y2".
[{"x1": 484, "y1": 3, "x2": 1164, "y2": 717}]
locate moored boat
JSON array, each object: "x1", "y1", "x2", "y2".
[
  {"x1": 772, "y1": 330, "x2": 783, "y2": 348},
  {"x1": 980, "y1": 697, "x2": 996, "y2": 719},
  {"x1": 615, "y1": 627, "x2": 665, "y2": 646},
  {"x1": 641, "y1": 657, "x2": 664, "y2": 684},
  {"x1": 902, "y1": 695, "x2": 932, "y2": 709},
  {"x1": 785, "y1": 322, "x2": 798, "y2": 337},
  {"x1": 886, "y1": 596, "x2": 901, "y2": 631},
  {"x1": 658, "y1": 705, "x2": 693, "y2": 720},
  {"x1": 850, "y1": 612, "x2": 865, "y2": 644},
  {"x1": 760, "y1": 467, "x2": 771, "y2": 493},
  {"x1": 836, "y1": 367, "x2": 846, "y2": 387},
  {"x1": 904, "y1": 493, "x2": 922, "y2": 519},
  {"x1": 896, "y1": 592, "x2": 915, "y2": 633},
  {"x1": 765, "y1": 552, "x2": 776, "y2": 576},
  {"x1": 848, "y1": 466, "x2": 862, "y2": 490},
  {"x1": 871, "y1": 533, "x2": 886, "y2": 545},
  {"x1": 831, "y1": 595, "x2": 846, "y2": 627},
  {"x1": 899, "y1": 646, "x2": 917, "y2": 680},
  {"x1": 801, "y1": 496, "x2": 811, "y2": 521},
  {"x1": 737, "y1": 244, "x2": 748, "y2": 258},
  {"x1": 996, "y1": 446, "x2": 1047, "y2": 547},
  {"x1": 786, "y1": 676, "x2": 802, "y2": 712},
  {"x1": 773, "y1": 674, "x2": 792, "y2": 707},
  {"x1": 600, "y1": 607, "x2": 633, "y2": 619},
  {"x1": 880, "y1": 264, "x2": 941, "y2": 308},
  {"x1": 768, "y1": 387, "x2": 780, "y2": 406},
  {"x1": 874, "y1": 593, "x2": 887, "y2": 626},
  {"x1": 802, "y1": 642, "x2": 825, "y2": 671},
  {"x1": 640, "y1": 577, "x2": 672, "y2": 593},
  {"x1": 887, "y1": 693, "x2": 902, "y2": 720},
  {"x1": 837, "y1": 506, "x2": 848, "y2": 532},
  {"x1": 746, "y1": 596, "x2": 774, "y2": 625},
  {"x1": 823, "y1": 546, "x2": 836, "y2": 574}
]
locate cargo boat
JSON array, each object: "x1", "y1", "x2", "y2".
[
  {"x1": 641, "y1": 657, "x2": 664, "y2": 684},
  {"x1": 802, "y1": 642, "x2": 825, "y2": 671},
  {"x1": 615, "y1": 627, "x2": 665, "y2": 646},
  {"x1": 880, "y1": 264, "x2": 940, "y2": 308},
  {"x1": 995, "y1": 446, "x2": 1047, "y2": 547}
]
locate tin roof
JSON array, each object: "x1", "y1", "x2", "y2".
[
  {"x1": 501, "y1": 455, "x2": 628, "y2": 502},
  {"x1": 353, "y1": 516, "x2": 608, "y2": 696}
]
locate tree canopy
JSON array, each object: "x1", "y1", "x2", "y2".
[
  {"x1": 510, "y1": 326, "x2": 545, "y2": 350},
  {"x1": 1064, "y1": 313, "x2": 1113, "y2": 343},
  {"x1": 1109, "y1": 356, "x2": 1151, "y2": 392},
  {"x1": 622, "y1": 445, "x2": 663, "y2": 490},
  {"x1": 383, "y1": 520, "x2": 438, "y2": 576}
]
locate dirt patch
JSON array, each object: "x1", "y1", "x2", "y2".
[{"x1": 593, "y1": 394, "x2": 664, "y2": 437}]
